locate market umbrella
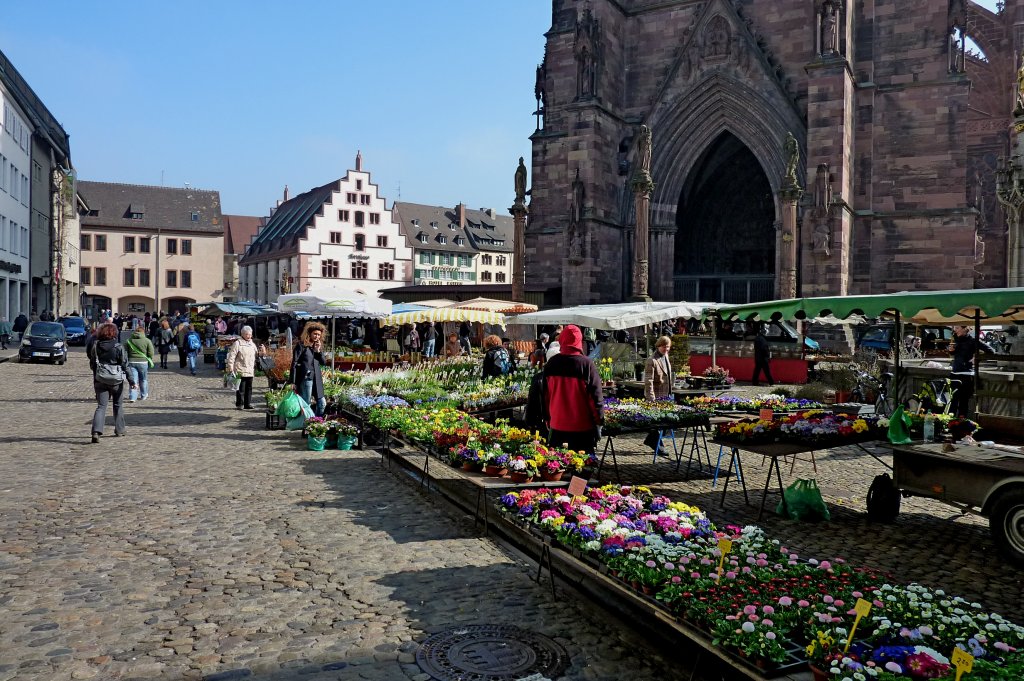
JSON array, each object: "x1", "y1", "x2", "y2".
[
  {"x1": 277, "y1": 288, "x2": 392, "y2": 369},
  {"x1": 507, "y1": 301, "x2": 715, "y2": 331},
  {"x1": 443, "y1": 297, "x2": 538, "y2": 314},
  {"x1": 383, "y1": 306, "x2": 506, "y2": 328}
]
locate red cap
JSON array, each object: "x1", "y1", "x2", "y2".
[{"x1": 558, "y1": 325, "x2": 584, "y2": 353}]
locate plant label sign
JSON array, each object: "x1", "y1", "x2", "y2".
[
  {"x1": 951, "y1": 648, "x2": 973, "y2": 680},
  {"x1": 843, "y1": 599, "x2": 872, "y2": 654},
  {"x1": 759, "y1": 409, "x2": 773, "y2": 421},
  {"x1": 567, "y1": 476, "x2": 588, "y2": 497},
  {"x1": 716, "y1": 537, "x2": 733, "y2": 576}
]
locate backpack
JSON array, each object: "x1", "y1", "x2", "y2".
[
  {"x1": 95, "y1": 346, "x2": 126, "y2": 387},
  {"x1": 187, "y1": 332, "x2": 202, "y2": 351},
  {"x1": 494, "y1": 348, "x2": 511, "y2": 376}
]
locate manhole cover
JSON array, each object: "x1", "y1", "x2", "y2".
[{"x1": 416, "y1": 625, "x2": 569, "y2": 681}]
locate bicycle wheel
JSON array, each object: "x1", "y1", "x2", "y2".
[{"x1": 875, "y1": 395, "x2": 895, "y2": 418}]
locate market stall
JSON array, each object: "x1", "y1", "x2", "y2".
[{"x1": 277, "y1": 288, "x2": 392, "y2": 370}]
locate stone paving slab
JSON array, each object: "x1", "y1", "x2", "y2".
[{"x1": 0, "y1": 351, "x2": 693, "y2": 681}]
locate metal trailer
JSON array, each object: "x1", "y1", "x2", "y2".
[{"x1": 868, "y1": 443, "x2": 1024, "y2": 566}]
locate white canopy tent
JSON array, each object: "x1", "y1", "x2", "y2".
[
  {"x1": 507, "y1": 301, "x2": 717, "y2": 331},
  {"x1": 277, "y1": 288, "x2": 392, "y2": 370}
]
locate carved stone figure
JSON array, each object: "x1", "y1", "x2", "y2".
[
  {"x1": 813, "y1": 221, "x2": 831, "y2": 258},
  {"x1": 568, "y1": 169, "x2": 585, "y2": 262},
  {"x1": 574, "y1": 7, "x2": 601, "y2": 100},
  {"x1": 975, "y1": 232, "x2": 986, "y2": 265},
  {"x1": 514, "y1": 157, "x2": 528, "y2": 206},
  {"x1": 784, "y1": 133, "x2": 799, "y2": 188},
  {"x1": 638, "y1": 125, "x2": 652, "y2": 174},
  {"x1": 813, "y1": 162, "x2": 832, "y2": 209},
  {"x1": 704, "y1": 16, "x2": 730, "y2": 58},
  {"x1": 820, "y1": 2, "x2": 838, "y2": 56},
  {"x1": 1016, "y1": 54, "x2": 1024, "y2": 113}
]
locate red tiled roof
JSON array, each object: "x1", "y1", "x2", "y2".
[{"x1": 223, "y1": 214, "x2": 264, "y2": 254}]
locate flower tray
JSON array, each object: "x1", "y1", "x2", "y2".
[{"x1": 730, "y1": 640, "x2": 807, "y2": 678}]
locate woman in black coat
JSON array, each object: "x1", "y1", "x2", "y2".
[{"x1": 291, "y1": 321, "x2": 327, "y2": 416}]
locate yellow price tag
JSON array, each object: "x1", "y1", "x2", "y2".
[
  {"x1": 951, "y1": 648, "x2": 973, "y2": 681},
  {"x1": 716, "y1": 538, "x2": 733, "y2": 576},
  {"x1": 843, "y1": 599, "x2": 872, "y2": 654}
]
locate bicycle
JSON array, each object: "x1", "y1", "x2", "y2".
[{"x1": 850, "y1": 368, "x2": 895, "y2": 417}]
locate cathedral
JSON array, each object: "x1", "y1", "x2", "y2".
[{"x1": 525, "y1": 0, "x2": 1020, "y2": 305}]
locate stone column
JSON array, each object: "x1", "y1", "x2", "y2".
[
  {"x1": 510, "y1": 205, "x2": 527, "y2": 302},
  {"x1": 778, "y1": 185, "x2": 802, "y2": 298},
  {"x1": 631, "y1": 126, "x2": 655, "y2": 302},
  {"x1": 997, "y1": 110, "x2": 1024, "y2": 286}
]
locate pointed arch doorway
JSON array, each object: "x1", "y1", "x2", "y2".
[{"x1": 674, "y1": 132, "x2": 776, "y2": 303}]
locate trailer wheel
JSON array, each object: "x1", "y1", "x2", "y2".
[
  {"x1": 866, "y1": 473, "x2": 900, "y2": 522},
  {"x1": 990, "y1": 488, "x2": 1024, "y2": 567}
]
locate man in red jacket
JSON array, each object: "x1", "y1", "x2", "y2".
[{"x1": 543, "y1": 325, "x2": 604, "y2": 454}]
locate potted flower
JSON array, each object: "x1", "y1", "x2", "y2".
[
  {"x1": 538, "y1": 450, "x2": 567, "y2": 482},
  {"x1": 457, "y1": 446, "x2": 484, "y2": 472},
  {"x1": 335, "y1": 421, "x2": 359, "y2": 450},
  {"x1": 483, "y1": 449, "x2": 511, "y2": 476},
  {"x1": 703, "y1": 364, "x2": 734, "y2": 387},
  {"x1": 598, "y1": 357, "x2": 615, "y2": 387},
  {"x1": 508, "y1": 456, "x2": 537, "y2": 483},
  {"x1": 305, "y1": 417, "x2": 330, "y2": 451}
]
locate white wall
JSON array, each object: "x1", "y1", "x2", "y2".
[{"x1": 0, "y1": 88, "x2": 31, "y2": 319}]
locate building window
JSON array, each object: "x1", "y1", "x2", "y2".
[
  {"x1": 124, "y1": 236, "x2": 135, "y2": 253},
  {"x1": 378, "y1": 263, "x2": 395, "y2": 280},
  {"x1": 496, "y1": 272, "x2": 507, "y2": 283},
  {"x1": 181, "y1": 270, "x2": 192, "y2": 288},
  {"x1": 454, "y1": 236, "x2": 464, "y2": 246},
  {"x1": 166, "y1": 238, "x2": 177, "y2": 255},
  {"x1": 354, "y1": 234, "x2": 365, "y2": 251},
  {"x1": 360, "y1": 194, "x2": 370, "y2": 205},
  {"x1": 190, "y1": 212, "x2": 199, "y2": 221},
  {"x1": 481, "y1": 254, "x2": 492, "y2": 265},
  {"x1": 496, "y1": 255, "x2": 507, "y2": 266},
  {"x1": 351, "y1": 261, "x2": 368, "y2": 279},
  {"x1": 330, "y1": 231, "x2": 342, "y2": 244},
  {"x1": 139, "y1": 237, "x2": 151, "y2": 253},
  {"x1": 130, "y1": 212, "x2": 144, "y2": 220},
  {"x1": 376, "y1": 235, "x2": 388, "y2": 248},
  {"x1": 81, "y1": 267, "x2": 91, "y2": 286},
  {"x1": 417, "y1": 234, "x2": 428, "y2": 244},
  {"x1": 437, "y1": 235, "x2": 447, "y2": 244},
  {"x1": 124, "y1": 268, "x2": 135, "y2": 286},
  {"x1": 419, "y1": 252, "x2": 431, "y2": 264},
  {"x1": 94, "y1": 234, "x2": 107, "y2": 252},
  {"x1": 355, "y1": 179, "x2": 363, "y2": 190},
  {"x1": 166, "y1": 270, "x2": 177, "y2": 287},
  {"x1": 481, "y1": 271, "x2": 492, "y2": 282},
  {"x1": 430, "y1": 221, "x2": 438, "y2": 229},
  {"x1": 80, "y1": 234, "x2": 92, "y2": 251},
  {"x1": 181, "y1": 239, "x2": 192, "y2": 255},
  {"x1": 321, "y1": 259, "x2": 339, "y2": 278},
  {"x1": 459, "y1": 255, "x2": 471, "y2": 267},
  {"x1": 95, "y1": 267, "x2": 107, "y2": 286},
  {"x1": 338, "y1": 210, "x2": 349, "y2": 221},
  {"x1": 449, "y1": 223, "x2": 458, "y2": 231},
  {"x1": 354, "y1": 211, "x2": 364, "y2": 227},
  {"x1": 139, "y1": 269, "x2": 150, "y2": 287},
  {"x1": 346, "y1": 192, "x2": 357, "y2": 204},
  {"x1": 369, "y1": 213, "x2": 380, "y2": 225}
]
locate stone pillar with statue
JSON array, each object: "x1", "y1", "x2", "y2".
[
  {"x1": 631, "y1": 125, "x2": 655, "y2": 301},
  {"x1": 778, "y1": 132, "x2": 803, "y2": 299},
  {"x1": 510, "y1": 157, "x2": 528, "y2": 303},
  {"x1": 996, "y1": 55, "x2": 1024, "y2": 288}
]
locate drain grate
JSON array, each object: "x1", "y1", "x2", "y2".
[{"x1": 416, "y1": 625, "x2": 569, "y2": 681}]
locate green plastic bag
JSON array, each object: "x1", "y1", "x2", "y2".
[
  {"x1": 776, "y1": 478, "x2": 831, "y2": 521},
  {"x1": 887, "y1": 405, "x2": 913, "y2": 445},
  {"x1": 277, "y1": 391, "x2": 301, "y2": 419}
]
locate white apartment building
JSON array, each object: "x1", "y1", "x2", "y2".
[
  {"x1": 239, "y1": 153, "x2": 413, "y2": 302},
  {"x1": 0, "y1": 88, "x2": 31, "y2": 320}
]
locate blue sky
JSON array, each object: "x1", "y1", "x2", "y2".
[{"x1": 0, "y1": 1, "x2": 550, "y2": 216}]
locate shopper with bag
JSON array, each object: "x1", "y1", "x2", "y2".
[
  {"x1": 125, "y1": 326, "x2": 155, "y2": 402},
  {"x1": 291, "y1": 321, "x2": 327, "y2": 416},
  {"x1": 184, "y1": 325, "x2": 203, "y2": 376},
  {"x1": 157, "y1": 319, "x2": 174, "y2": 369},
  {"x1": 543, "y1": 325, "x2": 604, "y2": 455},
  {"x1": 226, "y1": 325, "x2": 261, "y2": 410},
  {"x1": 86, "y1": 322, "x2": 136, "y2": 443}
]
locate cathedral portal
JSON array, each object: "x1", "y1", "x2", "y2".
[{"x1": 674, "y1": 132, "x2": 775, "y2": 303}]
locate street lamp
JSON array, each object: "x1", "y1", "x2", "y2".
[
  {"x1": 39, "y1": 274, "x2": 51, "y2": 318},
  {"x1": 154, "y1": 227, "x2": 161, "y2": 315}
]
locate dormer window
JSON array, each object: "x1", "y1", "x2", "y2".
[
  {"x1": 437, "y1": 235, "x2": 447, "y2": 244},
  {"x1": 454, "y1": 236, "x2": 465, "y2": 246},
  {"x1": 417, "y1": 233, "x2": 428, "y2": 244},
  {"x1": 411, "y1": 219, "x2": 420, "y2": 227},
  {"x1": 449, "y1": 223, "x2": 458, "y2": 230},
  {"x1": 130, "y1": 212, "x2": 144, "y2": 220},
  {"x1": 430, "y1": 221, "x2": 438, "y2": 229},
  {"x1": 190, "y1": 212, "x2": 199, "y2": 221}
]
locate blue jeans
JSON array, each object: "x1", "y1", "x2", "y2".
[
  {"x1": 128, "y1": 362, "x2": 149, "y2": 400},
  {"x1": 424, "y1": 338, "x2": 436, "y2": 358},
  {"x1": 187, "y1": 351, "x2": 198, "y2": 374},
  {"x1": 299, "y1": 378, "x2": 326, "y2": 417}
]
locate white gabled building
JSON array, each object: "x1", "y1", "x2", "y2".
[{"x1": 239, "y1": 153, "x2": 413, "y2": 302}]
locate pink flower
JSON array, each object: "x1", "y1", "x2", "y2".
[
  {"x1": 743, "y1": 605, "x2": 757, "y2": 615},
  {"x1": 819, "y1": 560, "x2": 832, "y2": 570},
  {"x1": 834, "y1": 599, "x2": 844, "y2": 607},
  {"x1": 645, "y1": 560, "x2": 656, "y2": 568},
  {"x1": 885, "y1": 662, "x2": 902, "y2": 674},
  {"x1": 664, "y1": 562, "x2": 674, "y2": 571},
  {"x1": 873, "y1": 600, "x2": 884, "y2": 608},
  {"x1": 742, "y1": 566, "x2": 752, "y2": 574},
  {"x1": 847, "y1": 609, "x2": 858, "y2": 616},
  {"x1": 726, "y1": 614, "x2": 737, "y2": 620},
  {"x1": 679, "y1": 557, "x2": 690, "y2": 565},
  {"x1": 797, "y1": 600, "x2": 810, "y2": 608},
  {"x1": 778, "y1": 597, "x2": 792, "y2": 607},
  {"x1": 823, "y1": 595, "x2": 834, "y2": 604},
  {"x1": 755, "y1": 558, "x2": 768, "y2": 567},
  {"x1": 762, "y1": 619, "x2": 773, "y2": 627},
  {"x1": 995, "y1": 642, "x2": 1011, "y2": 652},
  {"x1": 691, "y1": 571, "x2": 701, "y2": 579},
  {"x1": 748, "y1": 614, "x2": 760, "y2": 622},
  {"x1": 852, "y1": 591, "x2": 863, "y2": 598},
  {"x1": 725, "y1": 571, "x2": 737, "y2": 580},
  {"x1": 765, "y1": 631, "x2": 776, "y2": 640},
  {"x1": 763, "y1": 605, "x2": 775, "y2": 615}
]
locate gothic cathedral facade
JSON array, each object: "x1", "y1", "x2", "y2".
[{"x1": 526, "y1": 0, "x2": 1018, "y2": 304}]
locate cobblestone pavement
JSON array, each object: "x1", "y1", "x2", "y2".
[{"x1": 0, "y1": 351, "x2": 690, "y2": 681}]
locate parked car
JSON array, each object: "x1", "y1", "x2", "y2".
[
  {"x1": 60, "y1": 316, "x2": 87, "y2": 346},
  {"x1": 856, "y1": 323, "x2": 952, "y2": 354},
  {"x1": 18, "y1": 321, "x2": 68, "y2": 364}
]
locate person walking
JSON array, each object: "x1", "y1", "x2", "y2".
[
  {"x1": 423, "y1": 322, "x2": 439, "y2": 358},
  {"x1": 185, "y1": 324, "x2": 203, "y2": 376},
  {"x1": 948, "y1": 325, "x2": 992, "y2": 417},
  {"x1": 176, "y1": 321, "x2": 189, "y2": 369},
  {"x1": 0, "y1": 316, "x2": 12, "y2": 350},
  {"x1": 543, "y1": 325, "x2": 604, "y2": 455},
  {"x1": 226, "y1": 325, "x2": 261, "y2": 410},
  {"x1": 644, "y1": 336, "x2": 673, "y2": 401},
  {"x1": 459, "y1": 321, "x2": 472, "y2": 355},
  {"x1": 12, "y1": 313, "x2": 28, "y2": 342},
  {"x1": 292, "y1": 322, "x2": 327, "y2": 416},
  {"x1": 87, "y1": 322, "x2": 136, "y2": 443},
  {"x1": 482, "y1": 335, "x2": 512, "y2": 380},
  {"x1": 125, "y1": 326, "x2": 155, "y2": 402},
  {"x1": 204, "y1": 320, "x2": 217, "y2": 348},
  {"x1": 752, "y1": 326, "x2": 775, "y2": 387},
  {"x1": 157, "y1": 319, "x2": 174, "y2": 369}
]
